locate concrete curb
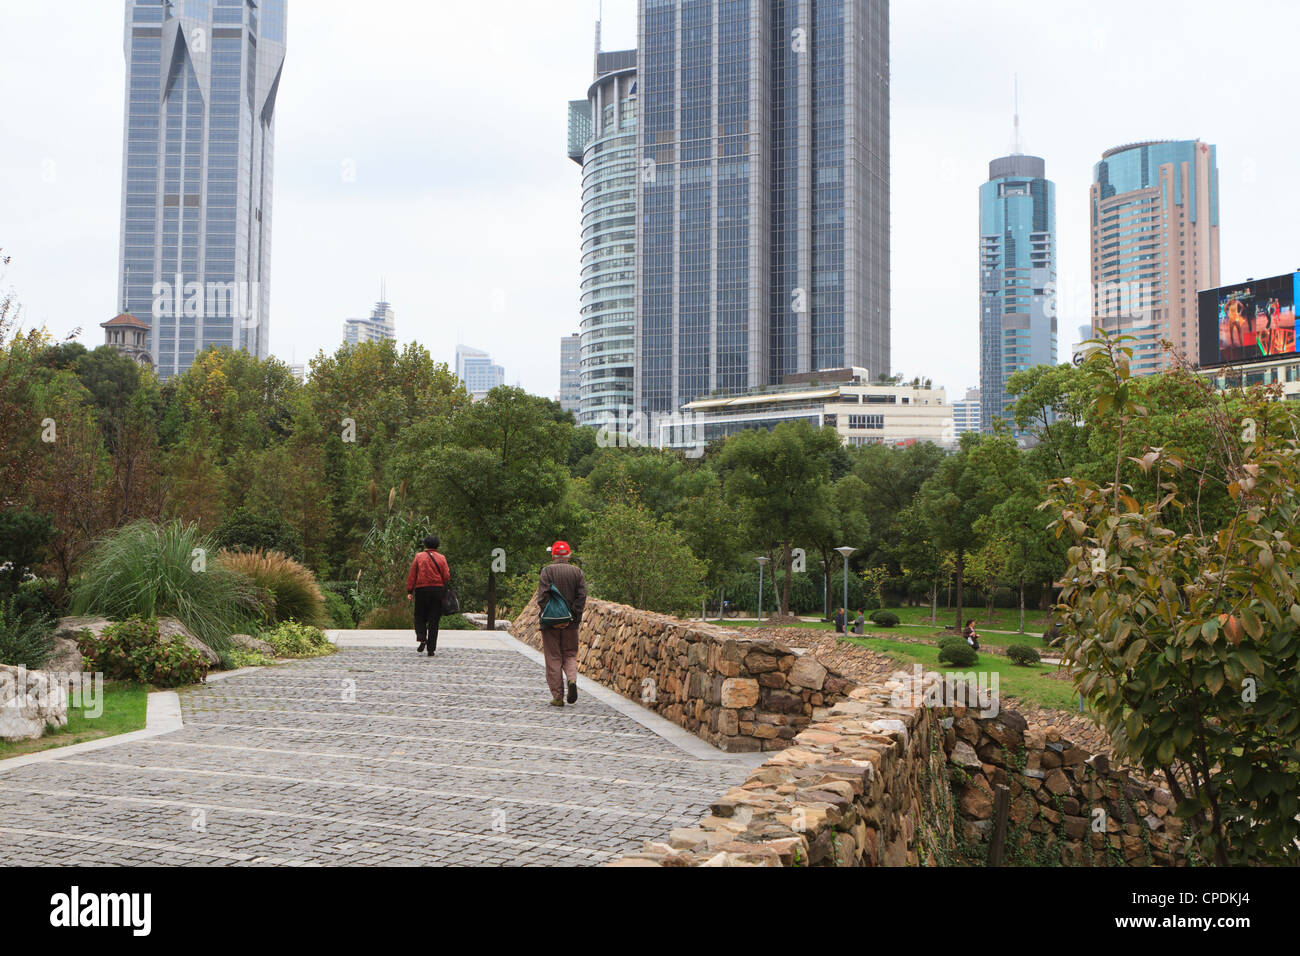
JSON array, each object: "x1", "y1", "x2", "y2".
[{"x1": 0, "y1": 689, "x2": 184, "y2": 775}]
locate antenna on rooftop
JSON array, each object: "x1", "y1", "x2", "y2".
[{"x1": 1012, "y1": 74, "x2": 1023, "y2": 155}]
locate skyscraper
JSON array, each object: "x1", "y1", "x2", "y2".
[
  {"x1": 569, "y1": 34, "x2": 637, "y2": 432},
  {"x1": 979, "y1": 143, "x2": 1057, "y2": 433},
  {"x1": 455, "y1": 344, "x2": 505, "y2": 401},
  {"x1": 1090, "y1": 140, "x2": 1220, "y2": 375},
  {"x1": 117, "y1": 0, "x2": 287, "y2": 379},
  {"x1": 344, "y1": 289, "x2": 396, "y2": 346},
  {"x1": 558, "y1": 332, "x2": 581, "y2": 415},
  {"x1": 635, "y1": 0, "x2": 890, "y2": 420}
]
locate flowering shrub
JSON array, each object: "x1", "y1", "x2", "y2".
[{"x1": 261, "y1": 621, "x2": 333, "y2": 658}]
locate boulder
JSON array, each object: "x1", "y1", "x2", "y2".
[
  {"x1": 156, "y1": 618, "x2": 221, "y2": 668},
  {"x1": 0, "y1": 663, "x2": 68, "y2": 741},
  {"x1": 230, "y1": 633, "x2": 276, "y2": 657}
]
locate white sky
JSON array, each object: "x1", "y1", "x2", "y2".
[{"x1": 2, "y1": 0, "x2": 1298, "y2": 401}]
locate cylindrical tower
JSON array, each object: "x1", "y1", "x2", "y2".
[{"x1": 574, "y1": 57, "x2": 637, "y2": 432}]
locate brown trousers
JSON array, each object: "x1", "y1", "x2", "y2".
[{"x1": 541, "y1": 624, "x2": 579, "y2": 700}]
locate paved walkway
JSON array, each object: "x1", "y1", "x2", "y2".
[{"x1": 0, "y1": 633, "x2": 760, "y2": 866}]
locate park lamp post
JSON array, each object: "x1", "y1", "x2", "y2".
[
  {"x1": 836, "y1": 546, "x2": 857, "y2": 626},
  {"x1": 756, "y1": 556, "x2": 770, "y2": 623}
]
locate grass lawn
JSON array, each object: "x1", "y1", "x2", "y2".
[
  {"x1": 842, "y1": 635, "x2": 1081, "y2": 712},
  {"x1": 0, "y1": 681, "x2": 149, "y2": 760},
  {"x1": 887, "y1": 605, "x2": 1053, "y2": 633},
  {"x1": 725, "y1": 616, "x2": 1051, "y2": 649}
]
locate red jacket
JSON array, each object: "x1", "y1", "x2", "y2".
[{"x1": 407, "y1": 550, "x2": 449, "y2": 592}]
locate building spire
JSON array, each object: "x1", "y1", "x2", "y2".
[
  {"x1": 1012, "y1": 74, "x2": 1022, "y2": 155},
  {"x1": 594, "y1": 2, "x2": 603, "y2": 76}
]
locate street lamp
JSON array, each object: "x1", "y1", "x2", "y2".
[
  {"x1": 835, "y1": 546, "x2": 857, "y2": 630},
  {"x1": 755, "y1": 556, "x2": 770, "y2": 623}
]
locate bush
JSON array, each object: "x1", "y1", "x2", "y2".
[
  {"x1": 71, "y1": 521, "x2": 261, "y2": 654},
  {"x1": 1006, "y1": 644, "x2": 1041, "y2": 666},
  {"x1": 0, "y1": 597, "x2": 54, "y2": 669},
  {"x1": 440, "y1": 613, "x2": 475, "y2": 630},
  {"x1": 936, "y1": 634, "x2": 968, "y2": 652},
  {"x1": 81, "y1": 616, "x2": 209, "y2": 687},
  {"x1": 216, "y1": 549, "x2": 327, "y2": 627},
  {"x1": 260, "y1": 621, "x2": 333, "y2": 658},
  {"x1": 323, "y1": 590, "x2": 354, "y2": 628},
  {"x1": 212, "y1": 508, "x2": 304, "y2": 562},
  {"x1": 937, "y1": 642, "x2": 978, "y2": 667},
  {"x1": 358, "y1": 603, "x2": 411, "y2": 630},
  {"x1": 0, "y1": 507, "x2": 56, "y2": 598},
  {"x1": 869, "y1": 610, "x2": 900, "y2": 628}
]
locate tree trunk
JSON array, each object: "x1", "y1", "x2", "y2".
[
  {"x1": 781, "y1": 541, "x2": 792, "y2": 617},
  {"x1": 1019, "y1": 577, "x2": 1026, "y2": 633},
  {"x1": 954, "y1": 550, "x2": 965, "y2": 632},
  {"x1": 930, "y1": 582, "x2": 938, "y2": 625},
  {"x1": 487, "y1": 568, "x2": 497, "y2": 631},
  {"x1": 822, "y1": 559, "x2": 833, "y2": 620}
]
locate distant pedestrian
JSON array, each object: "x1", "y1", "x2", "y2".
[
  {"x1": 834, "y1": 607, "x2": 846, "y2": 633},
  {"x1": 406, "y1": 535, "x2": 450, "y2": 657},
  {"x1": 536, "y1": 541, "x2": 587, "y2": 707},
  {"x1": 964, "y1": 619, "x2": 980, "y2": 651},
  {"x1": 853, "y1": 611, "x2": 865, "y2": 634}
]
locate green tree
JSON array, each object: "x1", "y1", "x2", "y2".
[
  {"x1": 1048, "y1": 334, "x2": 1300, "y2": 865},
  {"x1": 913, "y1": 432, "x2": 988, "y2": 630},
  {"x1": 394, "y1": 387, "x2": 570, "y2": 628},
  {"x1": 718, "y1": 421, "x2": 842, "y2": 617},
  {"x1": 582, "y1": 499, "x2": 706, "y2": 616}
]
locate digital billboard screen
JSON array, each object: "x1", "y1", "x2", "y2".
[{"x1": 1200, "y1": 271, "x2": 1300, "y2": 367}]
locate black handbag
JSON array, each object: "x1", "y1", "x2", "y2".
[{"x1": 440, "y1": 566, "x2": 460, "y2": 615}]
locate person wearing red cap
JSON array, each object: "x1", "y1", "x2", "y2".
[{"x1": 535, "y1": 540, "x2": 586, "y2": 706}]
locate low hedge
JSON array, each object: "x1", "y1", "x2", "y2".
[
  {"x1": 937, "y1": 642, "x2": 978, "y2": 667},
  {"x1": 1006, "y1": 643, "x2": 1042, "y2": 666}
]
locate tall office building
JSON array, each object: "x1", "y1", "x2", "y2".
[
  {"x1": 952, "y1": 387, "x2": 981, "y2": 437},
  {"x1": 1090, "y1": 140, "x2": 1219, "y2": 375},
  {"x1": 979, "y1": 146, "x2": 1057, "y2": 433},
  {"x1": 344, "y1": 290, "x2": 396, "y2": 346},
  {"x1": 635, "y1": 0, "x2": 890, "y2": 420},
  {"x1": 558, "y1": 333, "x2": 582, "y2": 415},
  {"x1": 118, "y1": 0, "x2": 287, "y2": 379},
  {"x1": 569, "y1": 32, "x2": 637, "y2": 432},
  {"x1": 455, "y1": 344, "x2": 505, "y2": 401}
]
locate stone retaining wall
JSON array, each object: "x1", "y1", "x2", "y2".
[
  {"x1": 509, "y1": 599, "x2": 854, "y2": 752},
  {"x1": 0, "y1": 664, "x2": 69, "y2": 741},
  {"x1": 615, "y1": 666, "x2": 1188, "y2": 867}
]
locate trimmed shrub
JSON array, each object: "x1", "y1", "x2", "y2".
[
  {"x1": 82, "y1": 616, "x2": 209, "y2": 687},
  {"x1": 936, "y1": 634, "x2": 968, "y2": 652},
  {"x1": 71, "y1": 521, "x2": 261, "y2": 653},
  {"x1": 358, "y1": 603, "x2": 411, "y2": 630},
  {"x1": 212, "y1": 507, "x2": 304, "y2": 562},
  {"x1": 869, "y1": 610, "x2": 900, "y2": 628},
  {"x1": 0, "y1": 597, "x2": 54, "y2": 669},
  {"x1": 440, "y1": 613, "x2": 476, "y2": 631},
  {"x1": 1006, "y1": 644, "x2": 1042, "y2": 666},
  {"x1": 216, "y1": 549, "x2": 327, "y2": 628},
  {"x1": 937, "y1": 642, "x2": 978, "y2": 667},
  {"x1": 323, "y1": 590, "x2": 354, "y2": 629},
  {"x1": 261, "y1": 621, "x2": 333, "y2": 658}
]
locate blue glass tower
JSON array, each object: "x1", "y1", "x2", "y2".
[
  {"x1": 979, "y1": 153, "x2": 1056, "y2": 433},
  {"x1": 117, "y1": 0, "x2": 287, "y2": 379},
  {"x1": 635, "y1": 0, "x2": 890, "y2": 418}
]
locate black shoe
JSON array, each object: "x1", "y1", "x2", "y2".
[
  {"x1": 417, "y1": 641, "x2": 426, "y2": 654},
  {"x1": 427, "y1": 647, "x2": 436, "y2": 657},
  {"x1": 567, "y1": 681, "x2": 578, "y2": 704}
]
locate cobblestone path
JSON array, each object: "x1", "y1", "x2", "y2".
[{"x1": 0, "y1": 642, "x2": 756, "y2": 866}]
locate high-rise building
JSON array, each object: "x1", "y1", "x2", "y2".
[
  {"x1": 569, "y1": 33, "x2": 637, "y2": 432},
  {"x1": 635, "y1": 0, "x2": 890, "y2": 422},
  {"x1": 344, "y1": 290, "x2": 396, "y2": 346},
  {"x1": 1090, "y1": 140, "x2": 1220, "y2": 375},
  {"x1": 117, "y1": 0, "x2": 287, "y2": 380},
  {"x1": 455, "y1": 344, "x2": 505, "y2": 401},
  {"x1": 952, "y1": 387, "x2": 981, "y2": 436},
  {"x1": 979, "y1": 148, "x2": 1057, "y2": 433},
  {"x1": 558, "y1": 333, "x2": 581, "y2": 415}
]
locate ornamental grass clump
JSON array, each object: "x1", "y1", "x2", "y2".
[
  {"x1": 216, "y1": 549, "x2": 327, "y2": 628},
  {"x1": 71, "y1": 521, "x2": 260, "y2": 654}
]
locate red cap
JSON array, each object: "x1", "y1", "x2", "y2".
[{"x1": 551, "y1": 541, "x2": 571, "y2": 557}]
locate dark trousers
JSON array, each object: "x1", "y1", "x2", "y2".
[
  {"x1": 413, "y1": 586, "x2": 444, "y2": 650},
  {"x1": 541, "y1": 624, "x2": 580, "y2": 700}
]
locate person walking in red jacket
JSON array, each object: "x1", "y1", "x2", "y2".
[{"x1": 406, "y1": 535, "x2": 450, "y2": 657}]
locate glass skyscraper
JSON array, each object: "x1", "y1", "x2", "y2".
[
  {"x1": 979, "y1": 152, "x2": 1056, "y2": 433},
  {"x1": 569, "y1": 41, "x2": 638, "y2": 432},
  {"x1": 1090, "y1": 140, "x2": 1219, "y2": 375},
  {"x1": 635, "y1": 0, "x2": 890, "y2": 419},
  {"x1": 117, "y1": 0, "x2": 287, "y2": 379}
]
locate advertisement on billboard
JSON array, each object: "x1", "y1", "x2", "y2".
[{"x1": 1201, "y1": 272, "x2": 1300, "y2": 367}]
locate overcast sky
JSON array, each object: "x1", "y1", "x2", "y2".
[{"x1": 2, "y1": 0, "x2": 1298, "y2": 400}]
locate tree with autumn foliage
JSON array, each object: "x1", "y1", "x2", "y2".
[{"x1": 1047, "y1": 332, "x2": 1300, "y2": 865}]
